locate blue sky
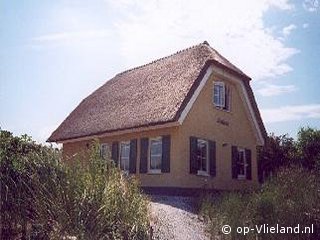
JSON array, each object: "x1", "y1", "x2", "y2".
[{"x1": 1, "y1": 0, "x2": 319, "y2": 143}]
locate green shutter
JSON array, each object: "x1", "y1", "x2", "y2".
[
  {"x1": 231, "y1": 146, "x2": 238, "y2": 179},
  {"x1": 161, "y1": 135, "x2": 171, "y2": 173},
  {"x1": 190, "y1": 137, "x2": 198, "y2": 174},
  {"x1": 112, "y1": 142, "x2": 119, "y2": 166},
  {"x1": 129, "y1": 139, "x2": 137, "y2": 174},
  {"x1": 209, "y1": 140, "x2": 216, "y2": 177},
  {"x1": 140, "y1": 138, "x2": 149, "y2": 173},
  {"x1": 223, "y1": 86, "x2": 230, "y2": 110},
  {"x1": 245, "y1": 148, "x2": 252, "y2": 180}
]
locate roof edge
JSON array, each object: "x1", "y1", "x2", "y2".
[{"x1": 47, "y1": 120, "x2": 179, "y2": 143}]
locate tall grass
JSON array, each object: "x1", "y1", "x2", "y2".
[
  {"x1": 0, "y1": 131, "x2": 150, "y2": 239},
  {"x1": 200, "y1": 167, "x2": 320, "y2": 240}
]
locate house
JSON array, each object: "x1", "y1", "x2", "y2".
[{"x1": 48, "y1": 41, "x2": 266, "y2": 191}]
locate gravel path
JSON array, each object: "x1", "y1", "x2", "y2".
[{"x1": 149, "y1": 196, "x2": 210, "y2": 240}]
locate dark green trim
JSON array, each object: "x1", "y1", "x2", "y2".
[
  {"x1": 209, "y1": 140, "x2": 216, "y2": 176},
  {"x1": 231, "y1": 145, "x2": 238, "y2": 179},
  {"x1": 111, "y1": 142, "x2": 119, "y2": 165},
  {"x1": 140, "y1": 138, "x2": 149, "y2": 173},
  {"x1": 161, "y1": 135, "x2": 171, "y2": 173},
  {"x1": 245, "y1": 148, "x2": 252, "y2": 180},
  {"x1": 129, "y1": 139, "x2": 137, "y2": 173},
  {"x1": 190, "y1": 136, "x2": 198, "y2": 174}
]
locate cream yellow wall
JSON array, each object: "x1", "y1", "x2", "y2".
[
  {"x1": 62, "y1": 71, "x2": 260, "y2": 190},
  {"x1": 63, "y1": 126, "x2": 182, "y2": 187},
  {"x1": 172, "y1": 72, "x2": 259, "y2": 190}
]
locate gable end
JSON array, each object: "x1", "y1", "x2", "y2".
[{"x1": 177, "y1": 63, "x2": 265, "y2": 146}]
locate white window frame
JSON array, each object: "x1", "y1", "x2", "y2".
[
  {"x1": 119, "y1": 141, "x2": 130, "y2": 174},
  {"x1": 196, "y1": 139, "x2": 210, "y2": 176},
  {"x1": 213, "y1": 81, "x2": 226, "y2": 108},
  {"x1": 237, "y1": 147, "x2": 247, "y2": 179},
  {"x1": 100, "y1": 143, "x2": 110, "y2": 159},
  {"x1": 148, "y1": 137, "x2": 162, "y2": 174}
]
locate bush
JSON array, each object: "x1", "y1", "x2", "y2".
[
  {"x1": 0, "y1": 130, "x2": 150, "y2": 239},
  {"x1": 200, "y1": 167, "x2": 320, "y2": 240},
  {"x1": 296, "y1": 127, "x2": 320, "y2": 170},
  {"x1": 259, "y1": 127, "x2": 320, "y2": 182}
]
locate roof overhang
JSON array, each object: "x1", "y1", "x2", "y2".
[{"x1": 55, "y1": 121, "x2": 180, "y2": 144}]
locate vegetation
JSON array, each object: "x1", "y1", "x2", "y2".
[
  {"x1": 0, "y1": 130, "x2": 150, "y2": 239},
  {"x1": 200, "y1": 127, "x2": 320, "y2": 240},
  {"x1": 200, "y1": 167, "x2": 320, "y2": 239},
  {"x1": 258, "y1": 127, "x2": 320, "y2": 181}
]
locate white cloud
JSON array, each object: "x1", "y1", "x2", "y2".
[
  {"x1": 266, "y1": 0, "x2": 295, "y2": 10},
  {"x1": 257, "y1": 84, "x2": 298, "y2": 96},
  {"x1": 106, "y1": 0, "x2": 298, "y2": 81},
  {"x1": 303, "y1": 0, "x2": 319, "y2": 12},
  {"x1": 303, "y1": 23, "x2": 309, "y2": 28},
  {"x1": 32, "y1": 29, "x2": 111, "y2": 43},
  {"x1": 261, "y1": 104, "x2": 320, "y2": 123},
  {"x1": 282, "y1": 24, "x2": 297, "y2": 37}
]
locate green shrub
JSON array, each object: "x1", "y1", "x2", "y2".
[
  {"x1": 200, "y1": 167, "x2": 320, "y2": 240},
  {"x1": 0, "y1": 130, "x2": 150, "y2": 239},
  {"x1": 259, "y1": 127, "x2": 320, "y2": 182}
]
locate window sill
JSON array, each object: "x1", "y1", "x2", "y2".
[
  {"x1": 148, "y1": 169, "x2": 162, "y2": 174},
  {"x1": 237, "y1": 175, "x2": 246, "y2": 180},
  {"x1": 197, "y1": 170, "x2": 210, "y2": 177},
  {"x1": 214, "y1": 106, "x2": 231, "y2": 113},
  {"x1": 121, "y1": 170, "x2": 129, "y2": 176}
]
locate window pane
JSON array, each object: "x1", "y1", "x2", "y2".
[
  {"x1": 213, "y1": 83, "x2": 226, "y2": 108},
  {"x1": 150, "y1": 155, "x2": 161, "y2": 170},
  {"x1": 197, "y1": 139, "x2": 207, "y2": 172},
  {"x1": 150, "y1": 139, "x2": 162, "y2": 170},
  {"x1": 120, "y1": 143, "x2": 130, "y2": 171},
  {"x1": 121, "y1": 144, "x2": 130, "y2": 158},
  {"x1": 213, "y1": 85, "x2": 220, "y2": 105},
  {"x1": 120, "y1": 157, "x2": 129, "y2": 171},
  {"x1": 201, "y1": 157, "x2": 207, "y2": 171},
  {"x1": 151, "y1": 140, "x2": 162, "y2": 155},
  {"x1": 124, "y1": 157, "x2": 129, "y2": 170},
  {"x1": 238, "y1": 150, "x2": 245, "y2": 175}
]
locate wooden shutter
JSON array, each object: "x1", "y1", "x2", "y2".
[
  {"x1": 209, "y1": 140, "x2": 216, "y2": 177},
  {"x1": 129, "y1": 139, "x2": 137, "y2": 174},
  {"x1": 140, "y1": 138, "x2": 149, "y2": 173},
  {"x1": 245, "y1": 148, "x2": 252, "y2": 180},
  {"x1": 161, "y1": 135, "x2": 171, "y2": 173},
  {"x1": 224, "y1": 86, "x2": 231, "y2": 111},
  {"x1": 221, "y1": 83, "x2": 226, "y2": 108},
  {"x1": 190, "y1": 137, "x2": 198, "y2": 174},
  {"x1": 231, "y1": 146, "x2": 238, "y2": 179},
  {"x1": 111, "y1": 142, "x2": 119, "y2": 166}
]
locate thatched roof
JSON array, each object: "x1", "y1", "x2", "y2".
[{"x1": 48, "y1": 41, "x2": 266, "y2": 142}]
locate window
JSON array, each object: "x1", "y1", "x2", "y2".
[
  {"x1": 213, "y1": 81, "x2": 231, "y2": 110},
  {"x1": 120, "y1": 141, "x2": 130, "y2": 172},
  {"x1": 196, "y1": 139, "x2": 209, "y2": 175},
  {"x1": 232, "y1": 146, "x2": 252, "y2": 180},
  {"x1": 213, "y1": 82, "x2": 225, "y2": 107},
  {"x1": 149, "y1": 137, "x2": 162, "y2": 173},
  {"x1": 190, "y1": 137, "x2": 216, "y2": 177},
  {"x1": 100, "y1": 143, "x2": 110, "y2": 159},
  {"x1": 237, "y1": 148, "x2": 246, "y2": 179}
]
